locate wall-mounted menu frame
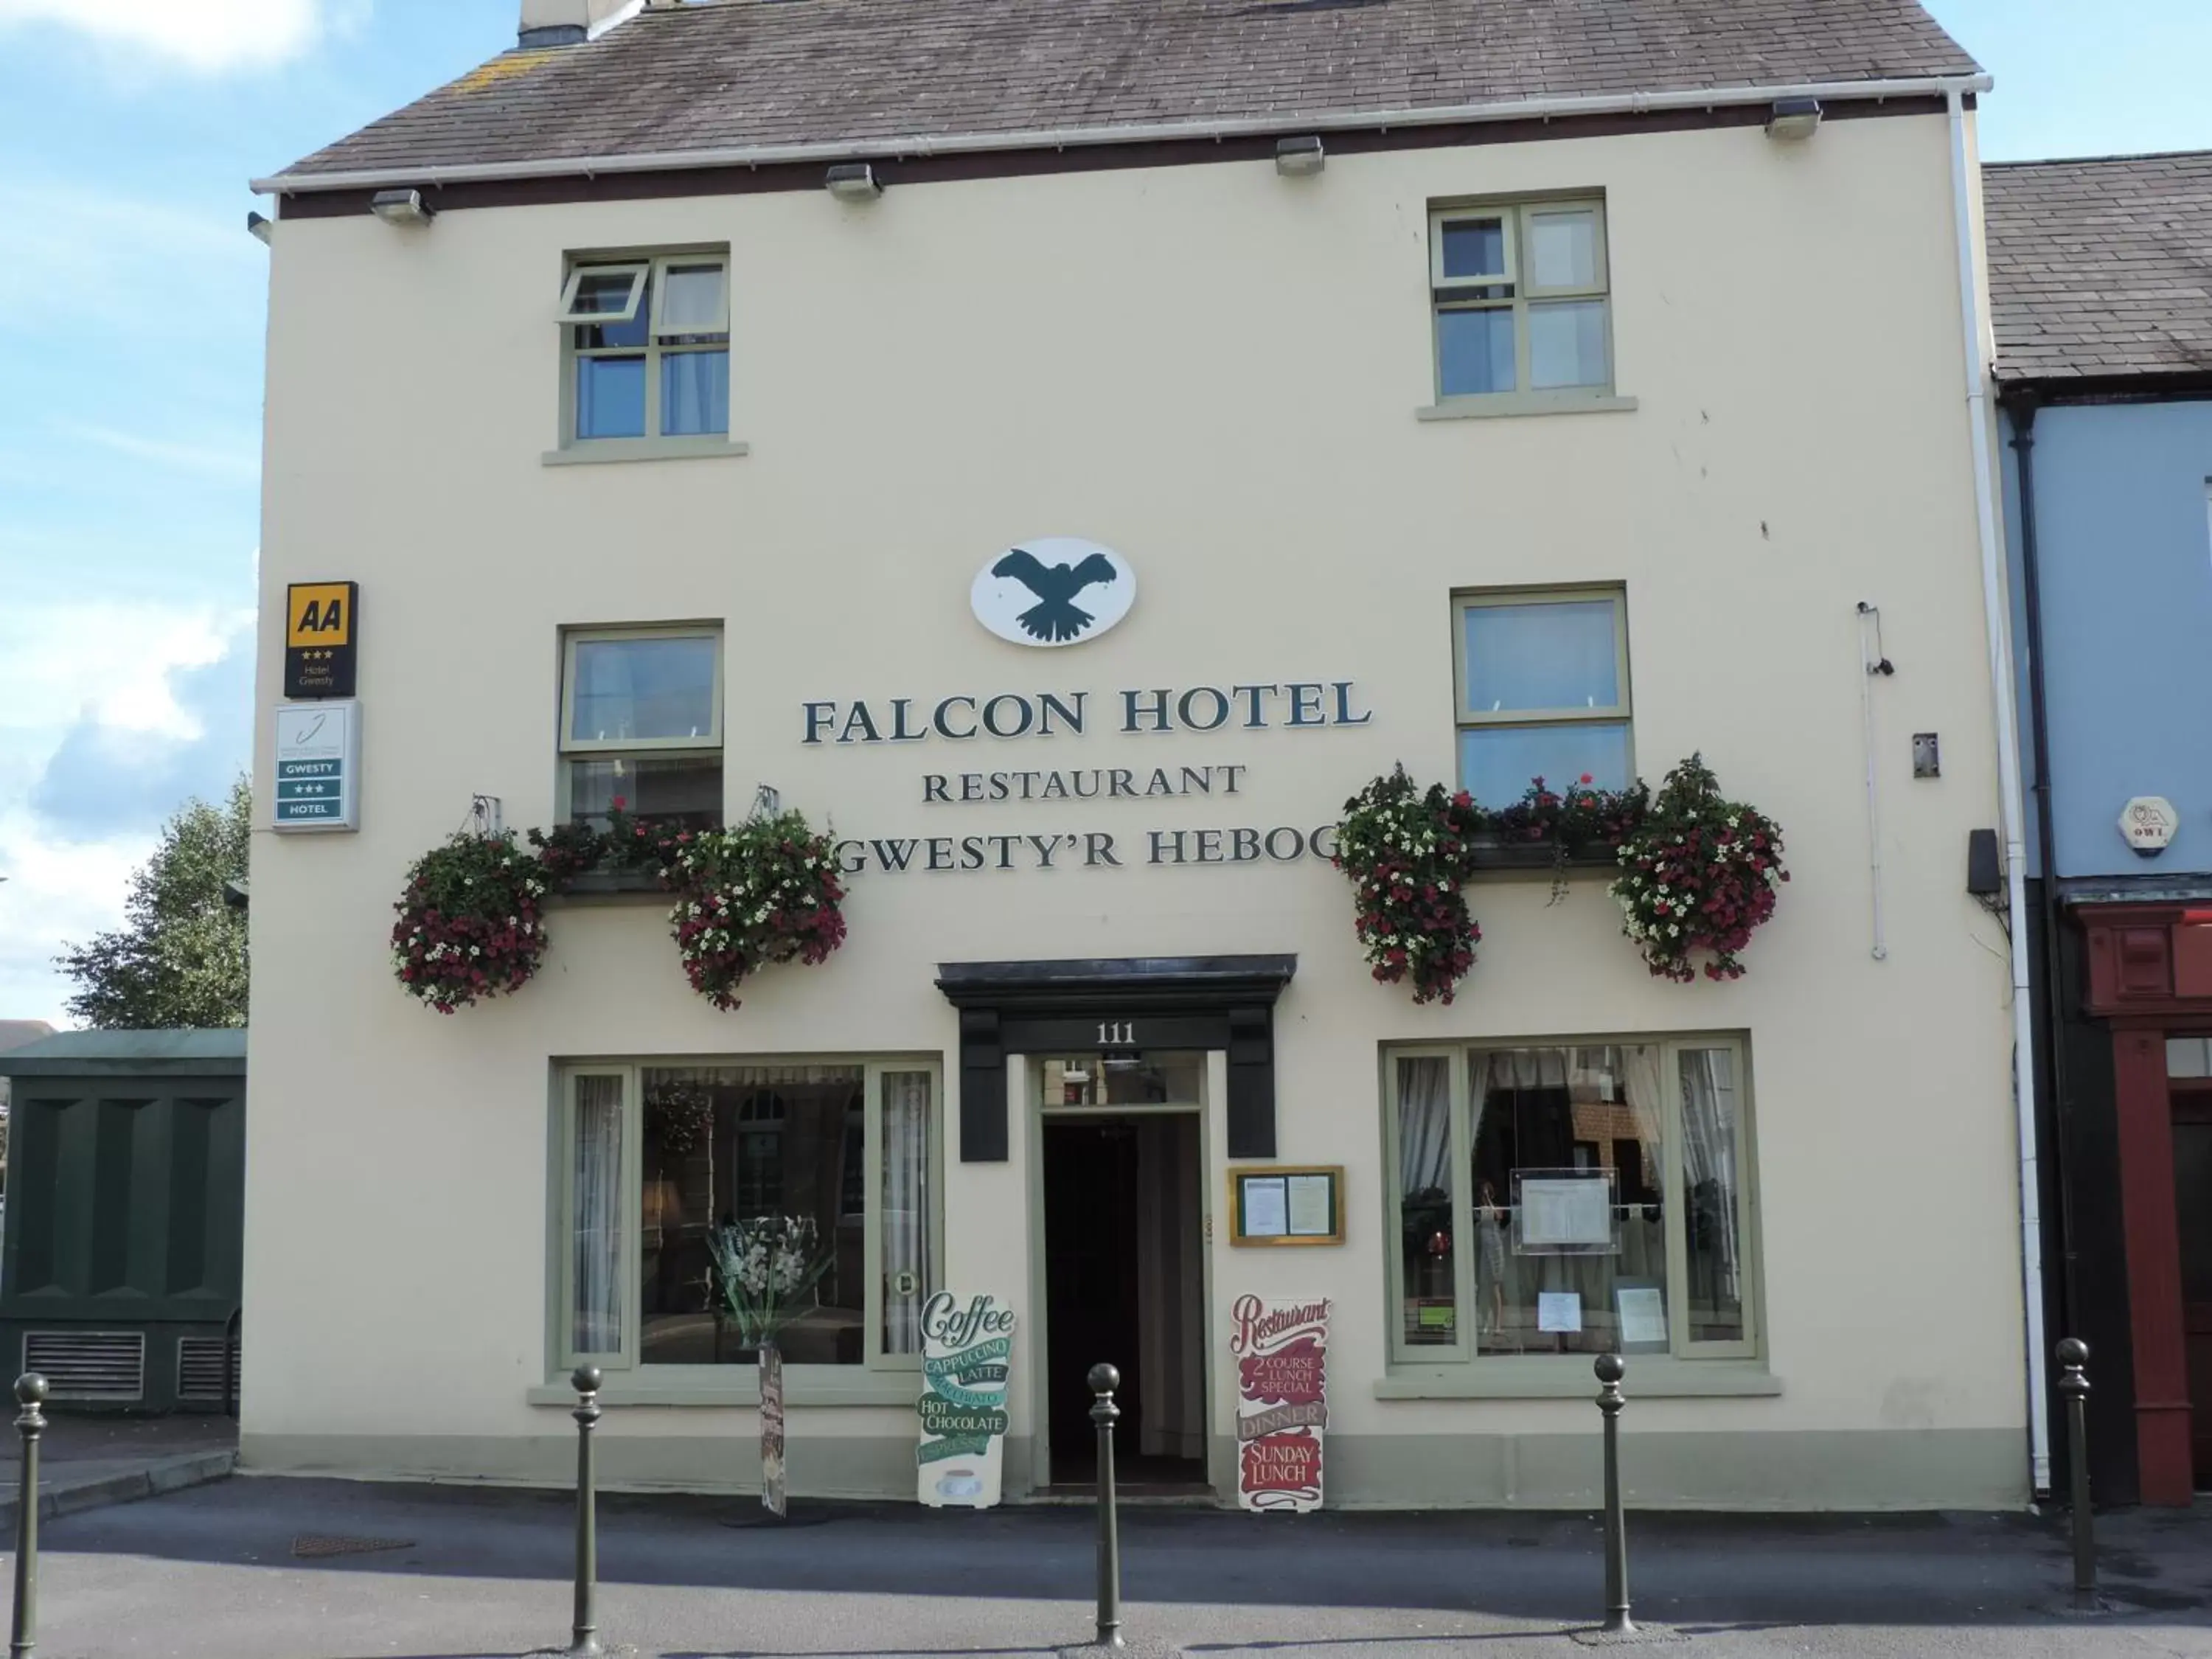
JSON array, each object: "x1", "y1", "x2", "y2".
[{"x1": 1229, "y1": 1165, "x2": 1345, "y2": 1246}]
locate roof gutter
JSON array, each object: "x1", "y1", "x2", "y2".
[{"x1": 251, "y1": 71, "x2": 1989, "y2": 195}]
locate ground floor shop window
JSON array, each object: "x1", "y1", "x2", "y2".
[
  {"x1": 557, "y1": 1059, "x2": 940, "y2": 1374},
  {"x1": 1385, "y1": 1037, "x2": 1755, "y2": 1364}
]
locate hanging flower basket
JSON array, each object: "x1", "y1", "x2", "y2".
[
  {"x1": 1610, "y1": 754, "x2": 1789, "y2": 983},
  {"x1": 390, "y1": 830, "x2": 552, "y2": 1013},
  {"x1": 661, "y1": 810, "x2": 848, "y2": 1012},
  {"x1": 1332, "y1": 767, "x2": 1484, "y2": 1004}
]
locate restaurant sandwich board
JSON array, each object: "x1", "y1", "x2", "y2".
[
  {"x1": 1229, "y1": 1294, "x2": 1329, "y2": 1512},
  {"x1": 916, "y1": 1292, "x2": 1015, "y2": 1508}
]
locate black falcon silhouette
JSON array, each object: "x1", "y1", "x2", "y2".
[{"x1": 990, "y1": 547, "x2": 1119, "y2": 642}]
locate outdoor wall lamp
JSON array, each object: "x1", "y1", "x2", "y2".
[
  {"x1": 1276, "y1": 135, "x2": 1326, "y2": 177},
  {"x1": 825, "y1": 163, "x2": 883, "y2": 202},
  {"x1": 369, "y1": 188, "x2": 436, "y2": 226},
  {"x1": 1765, "y1": 98, "x2": 1823, "y2": 142},
  {"x1": 246, "y1": 211, "x2": 273, "y2": 246}
]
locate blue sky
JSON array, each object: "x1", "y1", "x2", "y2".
[{"x1": 0, "y1": 0, "x2": 2207, "y2": 1025}]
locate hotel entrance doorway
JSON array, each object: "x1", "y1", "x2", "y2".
[{"x1": 1039, "y1": 1053, "x2": 1207, "y2": 1489}]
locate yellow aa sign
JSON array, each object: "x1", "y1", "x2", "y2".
[{"x1": 288, "y1": 583, "x2": 353, "y2": 648}]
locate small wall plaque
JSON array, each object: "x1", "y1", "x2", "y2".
[
  {"x1": 2121, "y1": 796, "x2": 2180, "y2": 857},
  {"x1": 284, "y1": 580, "x2": 358, "y2": 699},
  {"x1": 271, "y1": 700, "x2": 360, "y2": 832},
  {"x1": 1228, "y1": 1166, "x2": 1344, "y2": 1246}
]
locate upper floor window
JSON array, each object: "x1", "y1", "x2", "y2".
[
  {"x1": 1453, "y1": 588, "x2": 1631, "y2": 807},
  {"x1": 560, "y1": 626, "x2": 723, "y2": 828},
  {"x1": 1430, "y1": 200, "x2": 1612, "y2": 403},
  {"x1": 558, "y1": 254, "x2": 730, "y2": 445}
]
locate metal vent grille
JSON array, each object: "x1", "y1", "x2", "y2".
[
  {"x1": 177, "y1": 1335, "x2": 240, "y2": 1403},
  {"x1": 24, "y1": 1331, "x2": 145, "y2": 1402}
]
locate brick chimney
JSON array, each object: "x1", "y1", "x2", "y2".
[{"x1": 518, "y1": 0, "x2": 640, "y2": 47}]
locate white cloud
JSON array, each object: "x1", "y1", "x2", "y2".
[
  {"x1": 0, "y1": 599, "x2": 248, "y2": 738},
  {"x1": 50, "y1": 420, "x2": 261, "y2": 484},
  {"x1": 0, "y1": 812, "x2": 150, "y2": 1026},
  {"x1": 0, "y1": 598, "x2": 255, "y2": 1023},
  {"x1": 0, "y1": 179, "x2": 262, "y2": 344},
  {"x1": 0, "y1": 0, "x2": 349, "y2": 72}
]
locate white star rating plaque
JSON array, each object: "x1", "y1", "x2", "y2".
[{"x1": 273, "y1": 701, "x2": 360, "y2": 832}]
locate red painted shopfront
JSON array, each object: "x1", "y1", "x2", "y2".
[{"x1": 2081, "y1": 903, "x2": 2212, "y2": 1504}]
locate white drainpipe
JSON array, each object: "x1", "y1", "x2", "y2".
[{"x1": 1946, "y1": 85, "x2": 2050, "y2": 1495}]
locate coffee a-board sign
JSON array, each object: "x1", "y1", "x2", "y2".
[
  {"x1": 1230, "y1": 1294, "x2": 1329, "y2": 1512},
  {"x1": 916, "y1": 1293, "x2": 1015, "y2": 1508}
]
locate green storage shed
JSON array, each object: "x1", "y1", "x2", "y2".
[{"x1": 0, "y1": 1030, "x2": 246, "y2": 1412}]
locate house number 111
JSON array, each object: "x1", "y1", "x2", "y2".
[{"x1": 1096, "y1": 1022, "x2": 1135, "y2": 1046}]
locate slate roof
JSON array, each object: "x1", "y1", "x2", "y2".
[
  {"x1": 268, "y1": 0, "x2": 1980, "y2": 185},
  {"x1": 1986, "y1": 152, "x2": 2212, "y2": 383}
]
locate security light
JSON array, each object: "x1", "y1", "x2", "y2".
[
  {"x1": 1275, "y1": 135, "x2": 1326, "y2": 177},
  {"x1": 369, "y1": 188, "x2": 436, "y2": 226},
  {"x1": 1765, "y1": 98, "x2": 1823, "y2": 142},
  {"x1": 246, "y1": 211, "x2": 273, "y2": 246},
  {"x1": 825, "y1": 163, "x2": 882, "y2": 202}
]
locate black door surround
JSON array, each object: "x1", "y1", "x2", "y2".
[{"x1": 934, "y1": 955, "x2": 1297, "y2": 1162}]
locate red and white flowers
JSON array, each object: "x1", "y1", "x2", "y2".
[
  {"x1": 660, "y1": 810, "x2": 847, "y2": 1012},
  {"x1": 1332, "y1": 767, "x2": 1484, "y2": 1004},
  {"x1": 390, "y1": 831, "x2": 551, "y2": 1013},
  {"x1": 1610, "y1": 754, "x2": 1788, "y2": 983},
  {"x1": 1338, "y1": 756, "x2": 1788, "y2": 1001}
]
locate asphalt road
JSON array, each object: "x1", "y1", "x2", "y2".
[{"x1": 26, "y1": 1474, "x2": 2212, "y2": 1658}]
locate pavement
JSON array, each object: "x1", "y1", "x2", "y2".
[
  {"x1": 0, "y1": 1413, "x2": 236, "y2": 1530},
  {"x1": 22, "y1": 1472, "x2": 2212, "y2": 1659}
]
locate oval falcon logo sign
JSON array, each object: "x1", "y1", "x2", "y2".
[{"x1": 970, "y1": 538, "x2": 1136, "y2": 647}]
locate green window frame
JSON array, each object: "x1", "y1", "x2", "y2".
[
  {"x1": 557, "y1": 249, "x2": 732, "y2": 448},
  {"x1": 552, "y1": 1058, "x2": 946, "y2": 1382},
  {"x1": 1429, "y1": 198, "x2": 1614, "y2": 404},
  {"x1": 1452, "y1": 586, "x2": 1632, "y2": 803},
  {"x1": 557, "y1": 624, "x2": 724, "y2": 827},
  {"x1": 1381, "y1": 1034, "x2": 1759, "y2": 1369}
]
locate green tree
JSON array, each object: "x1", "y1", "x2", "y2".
[{"x1": 57, "y1": 775, "x2": 251, "y2": 1029}]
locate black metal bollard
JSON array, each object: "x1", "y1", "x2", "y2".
[
  {"x1": 2057, "y1": 1338, "x2": 2095, "y2": 1604},
  {"x1": 1088, "y1": 1363, "x2": 1124, "y2": 1649},
  {"x1": 1595, "y1": 1354, "x2": 1633, "y2": 1636},
  {"x1": 567, "y1": 1365, "x2": 603, "y2": 1658},
  {"x1": 13, "y1": 1373, "x2": 46, "y2": 1659}
]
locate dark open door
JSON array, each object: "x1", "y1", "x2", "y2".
[{"x1": 2170, "y1": 1091, "x2": 2212, "y2": 1488}]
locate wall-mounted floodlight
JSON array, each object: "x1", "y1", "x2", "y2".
[
  {"x1": 246, "y1": 211, "x2": 273, "y2": 246},
  {"x1": 825, "y1": 164, "x2": 882, "y2": 202},
  {"x1": 1765, "y1": 98, "x2": 1823, "y2": 142},
  {"x1": 369, "y1": 188, "x2": 436, "y2": 226},
  {"x1": 1276, "y1": 135, "x2": 1326, "y2": 178}
]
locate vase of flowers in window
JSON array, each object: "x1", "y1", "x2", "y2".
[{"x1": 703, "y1": 1214, "x2": 832, "y2": 1518}]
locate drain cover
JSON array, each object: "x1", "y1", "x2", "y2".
[{"x1": 291, "y1": 1534, "x2": 414, "y2": 1559}]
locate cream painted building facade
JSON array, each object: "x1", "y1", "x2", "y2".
[{"x1": 246, "y1": 0, "x2": 2027, "y2": 1509}]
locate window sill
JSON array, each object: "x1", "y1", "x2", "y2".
[
  {"x1": 1375, "y1": 1362, "x2": 1778, "y2": 1400},
  {"x1": 541, "y1": 437, "x2": 751, "y2": 466},
  {"x1": 1467, "y1": 840, "x2": 1620, "y2": 873},
  {"x1": 527, "y1": 1369, "x2": 923, "y2": 1409},
  {"x1": 548, "y1": 868, "x2": 667, "y2": 901},
  {"x1": 1416, "y1": 394, "x2": 1638, "y2": 422}
]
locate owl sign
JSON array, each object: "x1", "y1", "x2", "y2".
[{"x1": 970, "y1": 538, "x2": 1135, "y2": 647}]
